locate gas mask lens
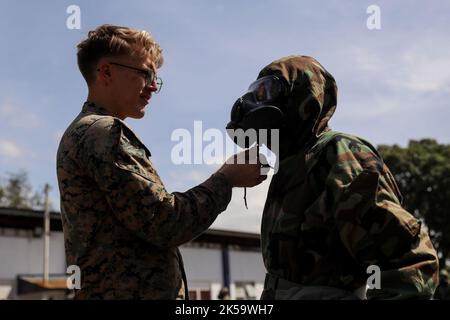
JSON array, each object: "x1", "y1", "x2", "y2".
[{"x1": 248, "y1": 75, "x2": 283, "y2": 104}]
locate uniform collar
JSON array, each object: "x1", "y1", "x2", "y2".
[
  {"x1": 81, "y1": 101, "x2": 152, "y2": 158},
  {"x1": 82, "y1": 101, "x2": 111, "y2": 116}
]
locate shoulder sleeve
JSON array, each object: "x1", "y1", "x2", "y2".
[
  {"x1": 322, "y1": 135, "x2": 439, "y2": 299},
  {"x1": 79, "y1": 117, "x2": 233, "y2": 248}
]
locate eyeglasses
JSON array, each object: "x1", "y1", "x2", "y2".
[{"x1": 107, "y1": 62, "x2": 163, "y2": 93}]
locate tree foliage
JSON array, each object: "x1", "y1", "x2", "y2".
[
  {"x1": 378, "y1": 139, "x2": 450, "y2": 265},
  {"x1": 0, "y1": 170, "x2": 44, "y2": 209}
]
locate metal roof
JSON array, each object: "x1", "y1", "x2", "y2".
[{"x1": 0, "y1": 207, "x2": 260, "y2": 248}]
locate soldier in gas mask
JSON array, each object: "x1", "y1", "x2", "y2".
[{"x1": 227, "y1": 55, "x2": 439, "y2": 300}]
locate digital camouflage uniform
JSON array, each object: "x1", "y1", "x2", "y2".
[
  {"x1": 57, "y1": 102, "x2": 232, "y2": 299},
  {"x1": 259, "y1": 56, "x2": 439, "y2": 299}
]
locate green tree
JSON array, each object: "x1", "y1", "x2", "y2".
[
  {"x1": 378, "y1": 139, "x2": 450, "y2": 267},
  {"x1": 0, "y1": 170, "x2": 45, "y2": 210}
]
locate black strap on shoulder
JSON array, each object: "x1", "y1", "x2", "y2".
[{"x1": 176, "y1": 248, "x2": 189, "y2": 300}]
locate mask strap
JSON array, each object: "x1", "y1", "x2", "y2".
[{"x1": 244, "y1": 187, "x2": 248, "y2": 210}]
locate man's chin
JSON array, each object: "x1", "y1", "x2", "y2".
[
  {"x1": 130, "y1": 111, "x2": 145, "y2": 119},
  {"x1": 128, "y1": 108, "x2": 146, "y2": 119}
]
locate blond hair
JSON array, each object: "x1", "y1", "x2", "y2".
[{"x1": 77, "y1": 24, "x2": 163, "y2": 84}]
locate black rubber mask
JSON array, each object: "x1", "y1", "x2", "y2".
[{"x1": 226, "y1": 75, "x2": 286, "y2": 148}]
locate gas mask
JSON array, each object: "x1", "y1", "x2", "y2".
[
  {"x1": 226, "y1": 75, "x2": 288, "y2": 208},
  {"x1": 226, "y1": 75, "x2": 288, "y2": 148}
]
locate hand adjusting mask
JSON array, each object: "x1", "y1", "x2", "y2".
[{"x1": 226, "y1": 75, "x2": 288, "y2": 148}]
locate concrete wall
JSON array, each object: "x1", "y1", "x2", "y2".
[
  {"x1": 229, "y1": 250, "x2": 265, "y2": 299},
  {"x1": 229, "y1": 250, "x2": 265, "y2": 282},
  {"x1": 179, "y1": 246, "x2": 266, "y2": 299},
  {"x1": 179, "y1": 246, "x2": 223, "y2": 288},
  {"x1": 0, "y1": 231, "x2": 66, "y2": 280}
]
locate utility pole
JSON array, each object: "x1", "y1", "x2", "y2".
[{"x1": 43, "y1": 184, "x2": 50, "y2": 285}]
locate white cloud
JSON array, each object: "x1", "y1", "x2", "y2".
[
  {"x1": 346, "y1": 35, "x2": 450, "y2": 94},
  {"x1": 350, "y1": 47, "x2": 384, "y2": 73},
  {"x1": 389, "y1": 52, "x2": 450, "y2": 93},
  {"x1": 0, "y1": 139, "x2": 23, "y2": 159},
  {"x1": 168, "y1": 169, "x2": 211, "y2": 190},
  {"x1": 0, "y1": 101, "x2": 42, "y2": 129},
  {"x1": 338, "y1": 94, "x2": 403, "y2": 119},
  {"x1": 333, "y1": 35, "x2": 450, "y2": 121},
  {"x1": 183, "y1": 170, "x2": 209, "y2": 183}
]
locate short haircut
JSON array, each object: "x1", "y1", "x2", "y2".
[{"x1": 77, "y1": 24, "x2": 163, "y2": 85}]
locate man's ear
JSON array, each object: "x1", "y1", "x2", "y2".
[{"x1": 96, "y1": 63, "x2": 112, "y2": 86}]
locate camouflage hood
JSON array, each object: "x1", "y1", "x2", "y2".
[{"x1": 257, "y1": 55, "x2": 338, "y2": 156}]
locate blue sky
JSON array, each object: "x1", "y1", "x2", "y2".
[{"x1": 0, "y1": 0, "x2": 449, "y2": 233}]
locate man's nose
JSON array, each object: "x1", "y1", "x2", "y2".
[{"x1": 145, "y1": 81, "x2": 158, "y2": 93}]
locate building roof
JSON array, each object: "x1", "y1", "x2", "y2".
[{"x1": 0, "y1": 207, "x2": 261, "y2": 248}]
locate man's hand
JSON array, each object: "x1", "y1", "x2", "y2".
[{"x1": 217, "y1": 147, "x2": 267, "y2": 187}]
